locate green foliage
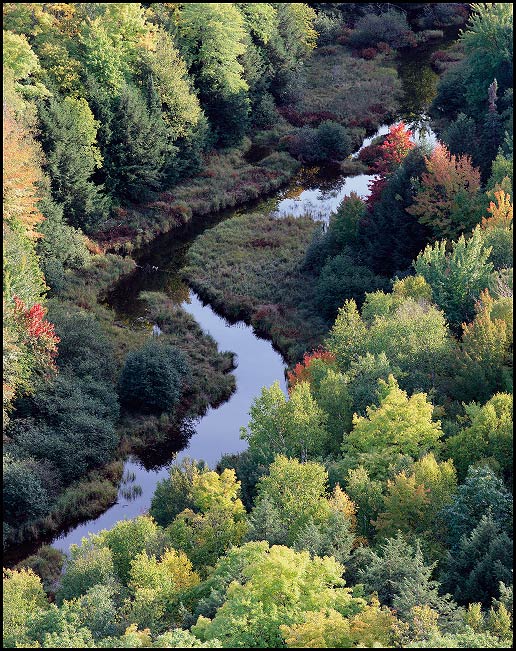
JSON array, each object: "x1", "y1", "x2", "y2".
[
  {"x1": 343, "y1": 376, "x2": 443, "y2": 478},
  {"x1": 9, "y1": 306, "x2": 120, "y2": 484},
  {"x1": 349, "y1": 10, "x2": 414, "y2": 49},
  {"x1": 441, "y1": 465, "x2": 513, "y2": 551},
  {"x1": 103, "y1": 82, "x2": 171, "y2": 202},
  {"x1": 164, "y1": 467, "x2": 247, "y2": 570},
  {"x1": 414, "y1": 228, "x2": 494, "y2": 328},
  {"x1": 89, "y1": 515, "x2": 164, "y2": 586},
  {"x1": 442, "y1": 512, "x2": 513, "y2": 606},
  {"x1": 3, "y1": 454, "x2": 50, "y2": 526},
  {"x1": 149, "y1": 458, "x2": 204, "y2": 528},
  {"x1": 241, "y1": 381, "x2": 330, "y2": 465},
  {"x1": 3, "y1": 568, "x2": 49, "y2": 648},
  {"x1": 445, "y1": 393, "x2": 513, "y2": 483},
  {"x1": 357, "y1": 533, "x2": 450, "y2": 618},
  {"x1": 56, "y1": 544, "x2": 116, "y2": 604},
  {"x1": 119, "y1": 340, "x2": 188, "y2": 415},
  {"x1": 316, "y1": 250, "x2": 387, "y2": 320},
  {"x1": 178, "y1": 3, "x2": 249, "y2": 146},
  {"x1": 39, "y1": 95, "x2": 109, "y2": 233},
  {"x1": 191, "y1": 543, "x2": 361, "y2": 648}
]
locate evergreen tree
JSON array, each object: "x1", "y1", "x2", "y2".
[
  {"x1": 104, "y1": 81, "x2": 170, "y2": 202},
  {"x1": 442, "y1": 512, "x2": 513, "y2": 606},
  {"x1": 38, "y1": 95, "x2": 109, "y2": 233}
]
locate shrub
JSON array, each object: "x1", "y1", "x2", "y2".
[
  {"x1": 349, "y1": 11, "x2": 415, "y2": 50},
  {"x1": 314, "y1": 13, "x2": 342, "y2": 46},
  {"x1": 359, "y1": 47, "x2": 377, "y2": 60},
  {"x1": 284, "y1": 121, "x2": 351, "y2": 163},
  {"x1": 3, "y1": 455, "x2": 50, "y2": 525},
  {"x1": 118, "y1": 340, "x2": 189, "y2": 415}
]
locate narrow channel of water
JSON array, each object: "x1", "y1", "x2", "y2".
[
  {"x1": 52, "y1": 292, "x2": 287, "y2": 551},
  {"x1": 49, "y1": 37, "x2": 448, "y2": 554}
]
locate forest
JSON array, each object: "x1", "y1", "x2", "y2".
[{"x1": 2, "y1": 2, "x2": 514, "y2": 648}]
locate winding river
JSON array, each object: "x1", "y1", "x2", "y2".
[{"x1": 48, "y1": 39, "x2": 445, "y2": 554}]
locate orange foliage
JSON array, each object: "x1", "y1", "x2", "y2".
[
  {"x1": 481, "y1": 189, "x2": 513, "y2": 230},
  {"x1": 3, "y1": 104, "x2": 44, "y2": 237},
  {"x1": 407, "y1": 143, "x2": 482, "y2": 239},
  {"x1": 287, "y1": 348, "x2": 336, "y2": 389}
]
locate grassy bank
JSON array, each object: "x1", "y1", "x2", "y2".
[
  {"x1": 283, "y1": 44, "x2": 401, "y2": 133},
  {"x1": 4, "y1": 259, "x2": 237, "y2": 557},
  {"x1": 95, "y1": 147, "x2": 301, "y2": 253},
  {"x1": 184, "y1": 212, "x2": 327, "y2": 363}
]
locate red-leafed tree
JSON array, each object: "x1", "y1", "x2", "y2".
[
  {"x1": 287, "y1": 349, "x2": 336, "y2": 389},
  {"x1": 12, "y1": 296, "x2": 60, "y2": 373},
  {"x1": 366, "y1": 122, "x2": 415, "y2": 208}
]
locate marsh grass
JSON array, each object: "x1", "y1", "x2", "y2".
[
  {"x1": 184, "y1": 213, "x2": 328, "y2": 363},
  {"x1": 95, "y1": 148, "x2": 300, "y2": 253}
]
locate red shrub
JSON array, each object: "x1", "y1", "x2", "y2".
[
  {"x1": 287, "y1": 349, "x2": 336, "y2": 389},
  {"x1": 359, "y1": 47, "x2": 377, "y2": 60}
]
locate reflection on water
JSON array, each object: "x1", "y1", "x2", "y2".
[
  {"x1": 49, "y1": 37, "x2": 447, "y2": 556},
  {"x1": 52, "y1": 291, "x2": 287, "y2": 552},
  {"x1": 272, "y1": 120, "x2": 436, "y2": 222}
]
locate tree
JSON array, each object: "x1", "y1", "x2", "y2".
[
  {"x1": 454, "y1": 290, "x2": 513, "y2": 402},
  {"x1": 414, "y1": 227, "x2": 494, "y2": 328},
  {"x1": 328, "y1": 192, "x2": 366, "y2": 247},
  {"x1": 316, "y1": 250, "x2": 387, "y2": 320},
  {"x1": 442, "y1": 513, "x2": 513, "y2": 606},
  {"x1": 119, "y1": 340, "x2": 189, "y2": 415},
  {"x1": 440, "y1": 465, "x2": 513, "y2": 551},
  {"x1": 252, "y1": 455, "x2": 330, "y2": 544},
  {"x1": 442, "y1": 112, "x2": 480, "y2": 164},
  {"x1": 357, "y1": 533, "x2": 440, "y2": 612},
  {"x1": 38, "y1": 95, "x2": 109, "y2": 233},
  {"x1": 3, "y1": 568, "x2": 49, "y2": 648},
  {"x1": 374, "y1": 455, "x2": 457, "y2": 541},
  {"x1": 192, "y1": 544, "x2": 361, "y2": 648},
  {"x1": 165, "y1": 468, "x2": 247, "y2": 570},
  {"x1": 3, "y1": 455, "x2": 50, "y2": 526},
  {"x1": 92, "y1": 515, "x2": 164, "y2": 585},
  {"x1": 459, "y1": 3, "x2": 513, "y2": 120},
  {"x1": 240, "y1": 380, "x2": 330, "y2": 465},
  {"x1": 345, "y1": 466, "x2": 384, "y2": 540},
  {"x1": 346, "y1": 352, "x2": 400, "y2": 416},
  {"x1": 127, "y1": 548, "x2": 200, "y2": 629},
  {"x1": 325, "y1": 300, "x2": 367, "y2": 371},
  {"x1": 149, "y1": 458, "x2": 204, "y2": 527},
  {"x1": 104, "y1": 82, "x2": 171, "y2": 202},
  {"x1": 344, "y1": 376, "x2": 442, "y2": 474},
  {"x1": 360, "y1": 146, "x2": 430, "y2": 276},
  {"x1": 56, "y1": 545, "x2": 115, "y2": 604},
  {"x1": 445, "y1": 393, "x2": 513, "y2": 483},
  {"x1": 178, "y1": 3, "x2": 250, "y2": 146},
  {"x1": 407, "y1": 144, "x2": 485, "y2": 240}
]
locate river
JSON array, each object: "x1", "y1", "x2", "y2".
[{"x1": 48, "y1": 38, "x2": 444, "y2": 554}]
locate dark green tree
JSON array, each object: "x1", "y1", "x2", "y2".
[
  {"x1": 38, "y1": 95, "x2": 109, "y2": 233},
  {"x1": 119, "y1": 340, "x2": 188, "y2": 415}
]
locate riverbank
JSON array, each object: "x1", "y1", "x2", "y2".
[
  {"x1": 92, "y1": 42, "x2": 402, "y2": 254},
  {"x1": 5, "y1": 30, "x2": 448, "y2": 563},
  {"x1": 184, "y1": 213, "x2": 327, "y2": 363}
]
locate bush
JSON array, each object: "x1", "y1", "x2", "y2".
[
  {"x1": 316, "y1": 251, "x2": 387, "y2": 321},
  {"x1": 314, "y1": 13, "x2": 342, "y2": 46},
  {"x1": 359, "y1": 47, "x2": 377, "y2": 60},
  {"x1": 284, "y1": 121, "x2": 351, "y2": 163},
  {"x1": 349, "y1": 11, "x2": 415, "y2": 50},
  {"x1": 3, "y1": 455, "x2": 50, "y2": 525},
  {"x1": 119, "y1": 340, "x2": 189, "y2": 415}
]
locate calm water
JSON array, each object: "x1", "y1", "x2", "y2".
[
  {"x1": 49, "y1": 39, "x2": 444, "y2": 554},
  {"x1": 53, "y1": 291, "x2": 287, "y2": 551}
]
